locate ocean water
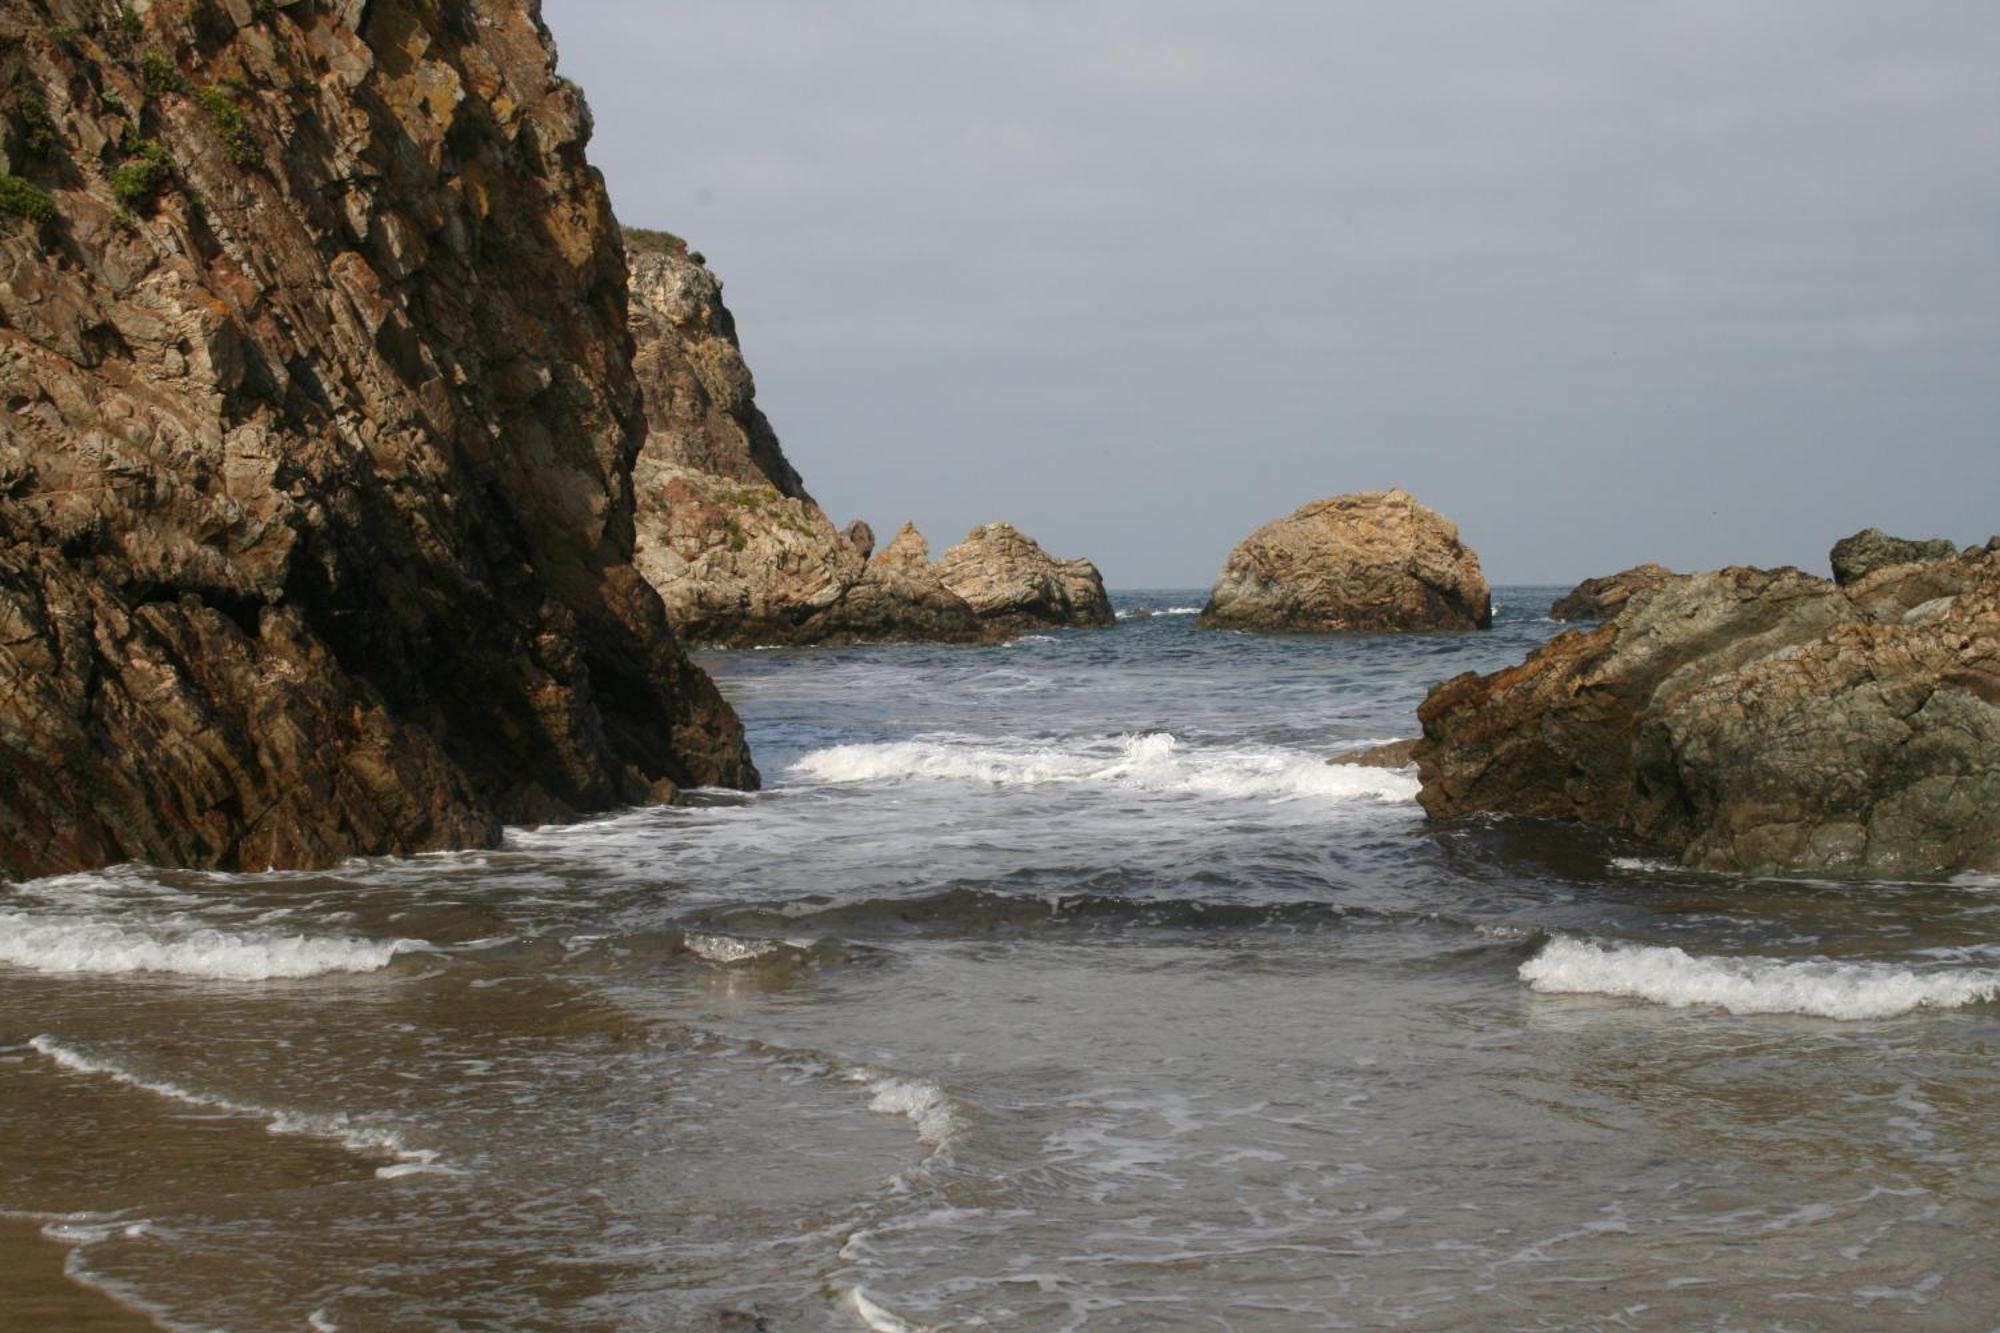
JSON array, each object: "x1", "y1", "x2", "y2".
[{"x1": 4, "y1": 589, "x2": 1998, "y2": 1330}]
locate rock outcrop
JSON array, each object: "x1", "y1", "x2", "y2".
[
  {"x1": 1830, "y1": 528, "x2": 1960, "y2": 586},
  {"x1": 1197, "y1": 490, "x2": 1491, "y2": 633},
  {"x1": 933, "y1": 523, "x2": 1115, "y2": 632},
  {"x1": 623, "y1": 235, "x2": 992, "y2": 645},
  {"x1": 1416, "y1": 542, "x2": 2000, "y2": 877},
  {"x1": 1549, "y1": 563, "x2": 1676, "y2": 622},
  {"x1": 0, "y1": 0, "x2": 753, "y2": 880}
]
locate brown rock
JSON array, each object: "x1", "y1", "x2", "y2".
[
  {"x1": 1327, "y1": 739, "x2": 1420, "y2": 769},
  {"x1": 1416, "y1": 549, "x2": 2000, "y2": 877},
  {"x1": 1548, "y1": 563, "x2": 1677, "y2": 622},
  {"x1": 1829, "y1": 527, "x2": 1960, "y2": 586},
  {"x1": 0, "y1": 0, "x2": 753, "y2": 881},
  {"x1": 1197, "y1": 490, "x2": 1491, "y2": 633},
  {"x1": 932, "y1": 523, "x2": 1116, "y2": 632},
  {"x1": 624, "y1": 240, "x2": 987, "y2": 645}
]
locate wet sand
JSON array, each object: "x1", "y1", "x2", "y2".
[{"x1": 0, "y1": 1219, "x2": 157, "y2": 1331}]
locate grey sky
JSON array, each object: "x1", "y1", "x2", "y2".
[{"x1": 544, "y1": 1, "x2": 1998, "y2": 587}]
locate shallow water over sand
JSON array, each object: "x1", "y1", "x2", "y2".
[{"x1": 4, "y1": 591, "x2": 1998, "y2": 1329}]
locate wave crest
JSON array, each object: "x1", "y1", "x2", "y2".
[
  {"x1": 789, "y1": 732, "x2": 1417, "y2": 804},
  {"x1": 0, "y1": 911, "x2": 423, "y2": 981},
  {"x1": 1520, "y1": 937, "x2": 2000, "y2": 1020}
]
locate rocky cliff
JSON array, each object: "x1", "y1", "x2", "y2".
[
  {"x1": 623, "y1": 235, "x2": 995, "y2": 645},
  {"x1": 622, "y1": 236, "x2": 1117, "y2": 645},
  {"x1": 1416, "y1": 541, "x2": 2000, "y2": 877},
  {"x1": 1198, "y1": 489, "x2": 1491, "y2": 633},
  {"x1": 0, "y1": 0, "x2": 753, "y2": 880}
]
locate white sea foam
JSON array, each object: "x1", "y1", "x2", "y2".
[
  {"x1": 684, "y1": 932, "x2": 782, "y2": 964},
  {"x1": 0, "y1": 911, "x2": 422, "y2": 980},
  {"x1": 30, "y1": 1037, "x2": 440, "y2": 1173},
  {"x1": 845, "y1": 1286, "x2": 932, "y2": 1332},
  {"x1": 790, "y1": 732, "x2": 1418, "y2": 805},
  {"x1": 1116, "y1": 606, "x2": 1201, "y2": 618},
  {"x1": 1520, "y1": 938, "x2": 2000, "y2": 1020},
  {"x1": 851, "y1": 1072, "x2": 962, "y2": 1152}
]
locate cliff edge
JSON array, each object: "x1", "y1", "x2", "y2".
[{"x1": 0, "y1": 0, "x2": 754, "y2": 879}]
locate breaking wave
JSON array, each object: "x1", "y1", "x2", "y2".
[
  {"x1": 0, "y1": 911, "x2": 424, "y2": 980},
  {"x1": 789, "y1": 732, "x2": 1418, "y2": 804},
  {"x1": 1520, "y1": 937, "x2": 2000, "y2": 1020},
  {"x1": 29, "y1": 1037, "x2": 443, "y2": 1174}
]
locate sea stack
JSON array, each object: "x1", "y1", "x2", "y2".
[
  {"x1": 0, "y1": 0, "x2": 753, "y2": 880},
  {"x1": 1197, "y1": 490, "x2": 1492, "y2": 632},
  {"x1": 933, "y1": 523, "x2": 1116, "y2": 632},
  {"x1": 1416, "y1": 538, "x2": 2000, "y2": 877},
  {"x1": 1548, "y1": 563, "x2": 1677, "y2": 621}
]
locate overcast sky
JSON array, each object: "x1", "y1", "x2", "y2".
[{"x1": 544, "y1": 2, "x2": 1998, "y2": 587}]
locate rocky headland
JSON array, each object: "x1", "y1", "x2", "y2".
[
  {"x1": 0, "y1": 0, "x2": 753, "y2": 880},
  {"x1": 1197, "y1": 489, "x2": 1491, "y2": 633},
  {"x1": 622, "y1": 234, "x2": 1107, "y2": 645},
  {"x1": 1548, "y1": 563, "x2": 1676, "y2": 622},
  {"x1": 1416, "y1": 538, "x2": 2000, "y2": 877}
]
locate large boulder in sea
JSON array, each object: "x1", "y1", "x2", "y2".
[
  {"x1": 1416, "y1": 541, "x2": 2000, "y2": 877},
  {"x1": 0, "y1": 0, "x2": 755, "y2": 881},
  {"x1": 1830, "y1": 528, "x2": 1960, "y2": 586},
  {"x1": 625, "y1": 235, "x2": 986, "y2": 645},
  {"x1": 933, "y1": 524, "x2": 1116, "y2": 632},
  {"x1": 1197, "y1": 490, "x2": 1492, "y2": 632},
  {"x1": 1549, "y1": 563, "x2": 1677, "y2": 622}
]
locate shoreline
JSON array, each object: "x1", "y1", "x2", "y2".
[{"x1": 0, "y1": 1218, "x2": 159, "y2": 1331}]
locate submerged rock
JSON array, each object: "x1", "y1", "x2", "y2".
[
  {"x1": 1198, "y1": 490, "x2": 1492, "y2": 633},
  {"x1": 1327, "y1": 739, "x2": 1420, "y2": 769},
  {"x1": 1829, "y1": 528, "x2": 1960, "y2": 586},
  {"x1": 625, "y1": 239, "x2": 989, "y2": 645},
  {"x1": 1549, "y1": 564, "x2": 1677, "y2": 622},
  {"x1": 1416, "y1": 544, "x2": 2000, "y2": 877},
  {"x1": 0, "y1": 0, "x2": 754, "y2": 880},
  {"x1": 933, "y1": 524, "x2": 1116, "y2": 632}
]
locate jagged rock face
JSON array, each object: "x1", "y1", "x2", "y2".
[
  {"x1": 624, "y1": 240, "x2": 989, "y2": 645},
  {"x1": 1549, "y1": 563, "x2": 1676, "y2": 622},
  {"x1": 1197, "y1": 489, "x2": 1491, "y2": 633},
  {"x1": 1416, "y1": 548, "x2": 2000, "y2": 877},
  {"x1": 1830, "y1": 528, "x2": 1960, "y2": 586},
  {"x1": 0, "y1": 0, "x2": 754, "y2": 879},
  {"x1": 933, "y1": 523, "x2": 1115, "y2": 632}
]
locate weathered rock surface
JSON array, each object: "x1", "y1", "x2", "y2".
[
  {"x1": 1830, "y1": 528, "x2": 1960, "y2": 586},
  {"x1": 933, "y1": 523, "x2": 1115, "y2": 632},
  {"x1": 624, "y1": 236, "x2": 991, "y2": 645},
  {"x1": 0, "y1": 0, "x2": 753, "y2": 880},
  {"x1": 1197, "y1": 490, "x2": 1491, "y2": 633},
  {"x1": 1549, "y1": 563, "x2": 1676, "y2": 622},
  {"x1": 1416, "y1": 545, "x2": 2000, "y2": 877},
  {"x1": 1327, "y1": 739, "x2": 1419, "y2": 769}
]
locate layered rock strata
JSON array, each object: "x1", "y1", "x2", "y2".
[
  {"x1": 1416, "y1": 543, "x2": 2000, "y2": 877},
  {"x1": 1197, "y1": 489, "x2": 1491, "y2": 632},
  {"x1": 0, "y1": 0, "x2": 753, "y2": 880},
  {"x1": 1548, "y1": 563, "x2": 1676, "y2": 622},
  {"x1": 933, "y1": 522, "x2": 1115, "y2": 632}
]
